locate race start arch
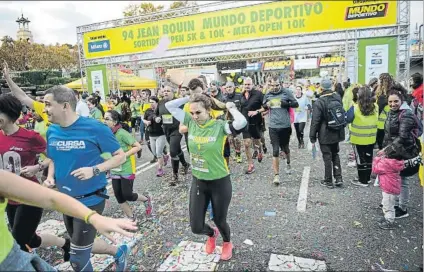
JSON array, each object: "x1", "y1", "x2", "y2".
[{"x1": 76, "y1": 0, "x2": 410, "y2": 93}]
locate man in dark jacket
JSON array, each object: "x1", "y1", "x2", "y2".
[{"x1": 309, "y1": 79, "x2": 345, "y2": 188}]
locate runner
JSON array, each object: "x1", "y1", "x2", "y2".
[
  {"x1": 144, "y1": 96, "x2": 169, "y2": 177},
  {"x1": 75, "y1": 91, "x2": 90, "y2": 117},
  {"x1": 240, "y1": 77, "x2": 264, "y2": 174},
  {"x1": 130, "y1": 95, "x2": 141, "y2": 140},
  {"x1": 0, "y1": 170, "x2": 137, "y2": 271},
  {"x1": 293, "y1": 85, "x2": 311, "y2": 149},
  {"x1": 87, "y1": 97, "x2": 104, "y2": 121},
  {"x1": 165, "y1": 93, "x2": 247, "y2": 261},
  {"x1": 0, "y1": 94, "x2": 71, "y2": 261},
  {"x1": 223, "y1": 82, "x2": 243, "y2": 163},
  {"x1": 261, "y1": 76, "x2": 299, "y2": 184},
  {"x1": 157, "y1": 84, "x2": 190, "y2": 185},
  {"x1": 43, "y1": 86, "x2": 130, "y2": 271}
]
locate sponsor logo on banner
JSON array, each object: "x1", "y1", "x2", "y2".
[
  {"x1": 293, "y1": 58, "x2": 318, "y2": 70},
  {"x1": 345, "y1": 3, "x2": 388, "y2": 21},
  {"x1": 82, "y1": 1, "x2": 397, "y2": 59},
  {"x1": 88, "y1": 40, "x2": 111, "y2": 53},
  {"x1": 319, "y1": 56, "x2": 346, "y2": 67},
  {"x1": 263, "y1": 60, "x2": 292, "y2": 71}
]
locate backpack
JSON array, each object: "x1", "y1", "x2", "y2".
[
  {"x1": 321, "y1": 93, "x2": 346, "y2": 130},
  {"x1": 399, "y1": 109, "x2": 423, "y2": 139}
]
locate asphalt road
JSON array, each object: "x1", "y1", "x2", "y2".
[{"x1": 37, "y1": 122, "x2": 423, "y2": 271}]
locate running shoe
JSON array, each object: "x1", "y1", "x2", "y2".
[
  {"x1": 395, "y1": 207, "x2": 409, "y2": 219},
  {"x1": 156, "y1": 168, "x2": 164, "y2": 177},
  {"x1": 252, "y1": 150, "x2": 258, "y2": 159},
  {"x1": 350, "y1": 180, "x2": 369, "y2": 187},
  {"x1": 334, "y1": 178, "x2": 343, "y2": 187},
  {"x1": 137, "y1": 150, "x2": 142, "y2": 159},
  {"x1": 320, "y1": 180, "x2": 334, "y2": 188},
  {"x1": 257, "y1": 152, "x2": 263, "y2": 163},
  {"x1": 170, "y1": 174, "x2": 178, "y2": 186},
  {"x1": 144, "y1": 196, "x2": 153, "y2": 216},
  {"x1": 220, "y1": 242, "x2": 233, "y2": 261},
  {"x1": 205, "y1": 227, "x2": 219, "y2": 254},
  {"x1": 181, "y1": 163, "x2": 190, "y2": 175},
  {"x1": 114, "y1": 244, "x2": 129, "y2": 272},
  {"x1": 150, "y1": 156, "x2": 158, "y2": 164},
  {"x1": 378, "y1": 219, "x2": 395, "y2": 230},
  {"x1": 163, "y1": 154, "x2": 169, "y2": 166},
  {"x1": 245, "y1": 164, "x2": 255, "y2": 174},
  {"x1": 285, "y1": 164, "x2": 291, "y2": 174},
  {"x1": 235, "y1": 153, "x2": 242, "y2": 163},
  {"x1": 273, "y1": 174, "x2": 280, "y2": 185}
]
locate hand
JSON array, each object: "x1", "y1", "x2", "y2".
[
  {"x1": 71, "y1": 167, "x2": 94, "y2": 180},
  {"x1": 145, "y1": 121, "x2": 151, "y2": 126},
  {"x1": 248, "y1": 110, "x2": 258, "y2": 117},
  {"x1": 88, "y1": 213, "x2": 138, "y2": 244},
  {"x1": 21, "y1": 165, "x2": 39, "y2": 178},
  {"x1": 226, "y1": 102, "x2": 236, "y2": 110},
  {"x1": 43, "y1": 177, "x2": 55, "y2": 188},
  {"x1": 377, "y1": 149, "x2": 386, "y2": 157},
  {"x1": 2, "y1": 61, "x2": 10, "y2": 80},
  {"x1": 155, "y1": 117, "x2": 161, "y2": 123}
]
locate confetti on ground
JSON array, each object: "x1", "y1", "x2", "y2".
[
  {"x1": 157, "y1": 241, "x2": 221, "y2": 271},
  {"x1": 268, "y1": 254, "x2": 327, "y2": 271}
]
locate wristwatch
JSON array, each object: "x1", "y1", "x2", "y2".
[{"x1": 92, "y1": 167, "x2": 101, "y2": 176}]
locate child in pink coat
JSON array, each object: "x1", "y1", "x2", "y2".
[{"x1": 372, "y1": 155, "x2": 422, "y2": 229}]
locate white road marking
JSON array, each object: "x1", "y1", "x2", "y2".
[
  {"x1": 106, "y1": 146, "x2": 188, "y2": 190},
  {"x1": 297, "y1": 166, "x2": 311, "y2": 213}
]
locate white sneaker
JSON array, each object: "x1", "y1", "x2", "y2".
[
  {"x1": 273, "y1": 175, "x2": 280, "y2": 185},
  {"x1": 285, "y1": 164, "x2": 291, "y2": 174}
]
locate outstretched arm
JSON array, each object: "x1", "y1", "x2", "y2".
[
  {"x1": 225, "y1": 102, "x2": 247, "y2": 134},
  {"x1": 165, "y1": 96, "x2": 189, "y2": 123},
  {"x1": 0, "y1": 170, "x2": 137, "y2": 243},
  {"x1": 2, "y1": 62, "x2": 35, "y2": 109}
]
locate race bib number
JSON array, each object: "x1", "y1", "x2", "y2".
[
  {"x1": 191, "y1": 154, "x2": 209, "y2": 173},
  {"x1": 269, "y1": 99, "x2": 281, "y2": 109},
  {"x1": 162, "y1": 114, "x2": 173, "y2": 124},
  {"x1": 0, "y1": 151, "x2": 22, "y2": 176}
]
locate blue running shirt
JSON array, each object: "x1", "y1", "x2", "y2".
[{"x1": 47, "y1": 117, "x2": 120, "y2": 206}]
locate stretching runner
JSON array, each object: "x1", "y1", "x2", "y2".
[
  {"x1": 157, "y1": 84, "x2": 190, "y2": 185},
  {"x1": 104, "y1": 110, "x2": 153, "y2": 219},
  {"x1": 165, "y1": 93, "x2": 247, "y2": 261},
  {"x1": 261, "y1": 76, "x2": 299, "y2": 184},
  {"x1": 0, "y1": 94, "x2": 71, "y2": 261},
  {"x1": 0, "y1": 170, "x2": 137, "y2": 271},
  {"x1": 43, "y1": 86, "x2": 129, "y2": 271}
]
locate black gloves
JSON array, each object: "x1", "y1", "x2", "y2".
[{"x1": 281, "y1": 100, "x2": 291, "y2": 108}]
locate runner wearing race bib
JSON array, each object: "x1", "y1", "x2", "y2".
[
  {"x1": 165, "y1": 93, "x2": 247, "y2": 261},
  {"x1": 0, "y1": 94, "x2": 71, "y2": 261},
  {"x1": 104, "y1": 110, "x2": 153, "y2": 220},
  {"x1": 156, "y1": 84, "x2": 190, "y2": 185}
]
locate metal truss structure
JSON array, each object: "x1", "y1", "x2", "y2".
[{"x1": 76, "y1": 0, "x2": 410, "y2": 90}]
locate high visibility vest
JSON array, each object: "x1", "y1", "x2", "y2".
[
  {"x1": 377, "y1": 105, "x2": 390, "y2": 129},
  {"x1": 350, "y1": 104, "x2": 378, "y2": 145}
]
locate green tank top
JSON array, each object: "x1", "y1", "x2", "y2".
[
  {"x1": 0, "y1": 198, "x2": 14, "y2": 264},
  {"x1": 183, "y1": 113, "x2": 229, "y2": 180}
]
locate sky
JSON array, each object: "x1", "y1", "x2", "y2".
[{"x1": 0, "y1": 1, "x2": 423, "y2": 45}]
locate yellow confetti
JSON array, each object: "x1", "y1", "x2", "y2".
[
  {"x1": 380, "y1": 257, "x2": 384, "y2": 265},
  {"x1": 353, "y1": 221, "x2": 363, "y2": 228}
]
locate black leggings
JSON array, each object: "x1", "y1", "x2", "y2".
[
  {"x1": 376, "y1": 129, "x2": 385, "y2": 150},
  {"x1": 112, "y1": 178, "x2": 138, "y2": 204},
  {"x1": 190, "y1": 175, "x2": 232, "y2": 242},
  {"x1": 166, "y1": 129, "x2": 187, "y2": 174},
  {"x1": 6, "y1": 204, "x2": 43, "y2": 251},
  {"x1": 294, "y1": 122, "x2": 306, "y2": 144}
]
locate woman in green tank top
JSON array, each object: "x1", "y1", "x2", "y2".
[
  {"x1": 165, "y1": 90, "x2": 247, "y2": 262},
  {"x1": 0, "y1": 170, "x2": 137, "y2": 270}
]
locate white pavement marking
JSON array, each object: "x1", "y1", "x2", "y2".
[
  {"x1": 268, "y1": 254, "x2": 326, "y2": 271},
  {"x1": 157, "y1": 241, "x2": 221, "y2": 271},
  {"x1": 135, "y1": 144, "x2": 187, "y2": 170},
  {"x1": 106, "y1": 146, "x2": 188, "y2": 190},
  {"x1": 297, "y1": 166, "x2": 311, "y2": 213}
]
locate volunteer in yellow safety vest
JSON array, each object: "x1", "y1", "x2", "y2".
[{"x1": 346, "y1": 86, "x2": 379, "y2": 186}]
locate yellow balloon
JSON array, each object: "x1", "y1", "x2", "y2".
[
  {"x1": 226, "y1": 76, "x2": 233, "y2": 82},
  {"x1": 238, "y1": 78, "x2": 243, "y2": 83},
  {"x1": 231, "y1": 72, "x2": 236, "y2": 77}
]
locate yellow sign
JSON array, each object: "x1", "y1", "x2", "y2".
[
  {"x1": 83, "y1": 1, "x2": 397, "y2": 59},
  {"x1": 263, "y1": 60, "x2": 292, "y2": 71},
  {"x1": 319, "y1": 56, "x2": 346, "y2": 67}
]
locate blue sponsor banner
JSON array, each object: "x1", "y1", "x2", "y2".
[{"x1": 88, "y1": 40, "x2": 111, "y2": 53}]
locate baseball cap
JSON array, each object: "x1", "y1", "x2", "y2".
[{"x1": 321, "y1": 79, "x2": 332, "y2": 90}]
